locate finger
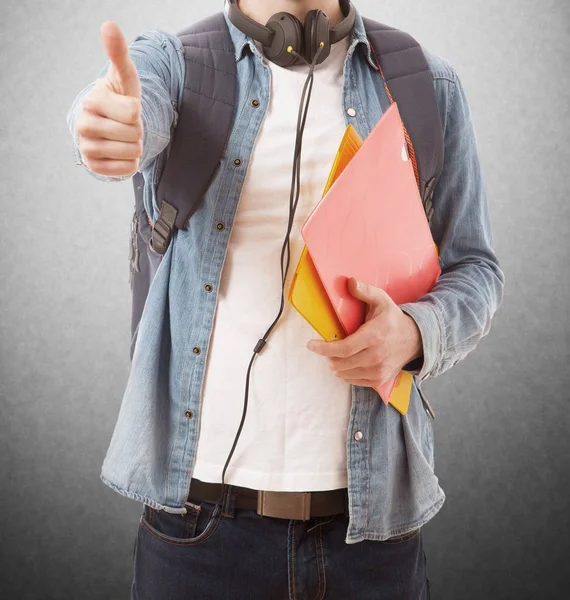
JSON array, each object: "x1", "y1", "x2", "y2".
[
  {"x1": 77, "y1": 110, "x2": 142, "y2": 142},
  {"x1": 82, "y1": 86, "x2": 141, "y2": 125},
  {"x1": 332, "y1": 366, "x2": 379, "y2": 381},
  {"x1": 337, "y1": 378, "x2": 379, "y2": 388},
  {"x1": 327, "y1": 346, "x2": 382, "y2": 372},
  {"x1": 83, "y1": 157, "x2": 139, "y2": 177},
  {"x1": 80, "y1": 138, "x2": 143, "y2": 161},
  {"x1": 100, "y1": 21, "x2": 141, "y2": 98},
  {"x1": 348, "y1": 277, "x2": 392, "y2": 309},
  {"x1": 307, "y1": 323, "x2": 375, "y2": 358}
]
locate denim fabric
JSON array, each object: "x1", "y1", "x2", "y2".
[
  {"x1": 66, "y1": 7, "x2": 505, "y2": 544},
  {"x1": 131, "y1": 487, "x2": 430, "y2": 600}
]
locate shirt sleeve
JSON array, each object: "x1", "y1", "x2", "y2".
[
  {"x1": 398, "y1": 65, "x2": 506, "y2": 382},
  {"x1": 65, "y1": 29, "x2": 185, "y2": 182}
]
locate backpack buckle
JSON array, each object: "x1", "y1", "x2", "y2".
[{"x1": 150, "y1": 200, "x2": 178, "y2": 255}]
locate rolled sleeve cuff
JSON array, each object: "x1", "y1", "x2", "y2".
[{"x1": 398, "y1": 300, "x2": 445, "y2": 382}]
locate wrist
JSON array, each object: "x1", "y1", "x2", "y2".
[{"x1": 403, "y1": 314, "x2": 423, "y2": 363}]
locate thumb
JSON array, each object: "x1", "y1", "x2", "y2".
[
  {"x1": 100, "y1": 21, "x2": 141, "y2": 99},
  {"x1": 348, "y1": 277, "x2": 390, "y2": 307}
]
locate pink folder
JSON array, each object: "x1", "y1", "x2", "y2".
[{"x1": 301, "y1": 102, "x2": 441, "y2": 404}]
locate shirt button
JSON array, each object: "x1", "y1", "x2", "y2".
[
  {"x1": 346, "y1": 107, "x2": 356, "y2": 117},
  {"x1": 184, "y1": 410, "x2": 193, "y2": 419},
  {"x1": 216, "y1": 222, "x2": 225, "y2": 231},
  {"x1": 192, "y1": 346, "x2": 201, "y2": 355},
  {"x1": 354, "y1": 431, "x2": 363, "y2": 441},
  {"x1": 251, "y1": 99, "x2": 260, "y2": 107},
  {"x1": 233, "y1": 158, "x2": 242, "y2": 166},
  {"x1": 204, "y1": 284, "x2": 213, "y2": 292}
]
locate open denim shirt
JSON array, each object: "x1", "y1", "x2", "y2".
[{"x1": 66, "y1": 7, "x2": 505, "y2": 543}]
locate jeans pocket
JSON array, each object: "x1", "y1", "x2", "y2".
[
  {"x1": 140, "y1": 501, "x2": 218, "y2": 546},
  {"x1": 381, "y1": 527, "x2": 422, "y2": 545}
]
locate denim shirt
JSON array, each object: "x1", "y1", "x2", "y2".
[{"x1": 66, "y1": 7, "x2": 505, "y2": 543}]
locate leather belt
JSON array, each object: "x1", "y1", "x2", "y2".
[{"x1": 188, "y1": 477, "x2": 348, "y2": 521}]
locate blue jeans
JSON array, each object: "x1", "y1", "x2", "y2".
[{"x1": 131, "y1": 485, "x2": 431, "y2": 599}]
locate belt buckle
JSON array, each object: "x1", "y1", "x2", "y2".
[{"x1": 257, "y1": 491, "x2": 311, "y2": 521}]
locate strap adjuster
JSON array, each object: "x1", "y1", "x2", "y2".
[
  {"x1": 423, "y1": 176, "x2": 436, "y2": 204},
  {"x1": 150, "y1": 200, "x2": 178, "y2": 255},
  {"x1": 422, "y1": 176, "x2": 436, "y2": 225}
]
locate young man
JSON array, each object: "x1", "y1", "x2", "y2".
[{"x1": 66, "y1": 1, "x2": 505, "y2": 598}]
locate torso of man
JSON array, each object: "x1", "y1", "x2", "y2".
[{"x1": 192, "y1": 36, "x2": 352, "y2": 492}]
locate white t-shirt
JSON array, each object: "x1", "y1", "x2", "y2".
[{"x1": 192, "y1": 36, "x2": 352, "y2": 491}]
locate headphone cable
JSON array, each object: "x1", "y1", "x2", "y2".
[{"x1": 190, "y1": 43, "x2": 324, "y2": 541}]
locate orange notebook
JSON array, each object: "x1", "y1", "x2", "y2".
[{"x1": 301, "y1": 103, "x2": 441, "y2": 406}]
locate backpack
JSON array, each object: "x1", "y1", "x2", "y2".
[{"x1": 128, "y1": 12, "x2": 444, "y2": 357}]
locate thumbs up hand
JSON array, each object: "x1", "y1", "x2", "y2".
[{"x1": 76, "y1": 22, "x2": 143, "y2": 177}]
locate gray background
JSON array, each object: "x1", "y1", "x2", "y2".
[{"x1": 1, "y1": 0, "x2": 568, "y2": 598}]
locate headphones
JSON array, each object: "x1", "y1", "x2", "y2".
[{"x1": 227, "y1": 0, "x2": 356, "y2": 67}]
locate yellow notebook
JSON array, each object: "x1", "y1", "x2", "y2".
[
  {"x1": 289, "y1": 125, "x2": 362, "y2": 342},
  {"x1": 289, "y1": 124, "x2": 423, "y2": 416}
]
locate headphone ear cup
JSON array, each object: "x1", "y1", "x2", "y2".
[
  {"x1": 265, "y1": 12, "x2": 304, "y2": 67},
  {"x1": 304, "y1": 10, "x2": 331, "y2": 64}
]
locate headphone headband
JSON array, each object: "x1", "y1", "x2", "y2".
[{"x1": 227, "y1": 0, "x2": 355, "y2": 60}]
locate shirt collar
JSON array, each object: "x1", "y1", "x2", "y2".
[{"x1": 223, "y1": 1, "x2": 378, "y2": 70}]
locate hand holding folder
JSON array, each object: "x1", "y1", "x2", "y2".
[{"x1": 289, "y1": 103, "x2": 440, "y2": 413}]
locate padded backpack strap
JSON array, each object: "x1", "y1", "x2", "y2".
[
  {"x1": 150, "y1": 12, "x2": 237, "y2": 254},
  {"x1": 362, "y1": 18, "x2": 444, "y2": 226}
]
